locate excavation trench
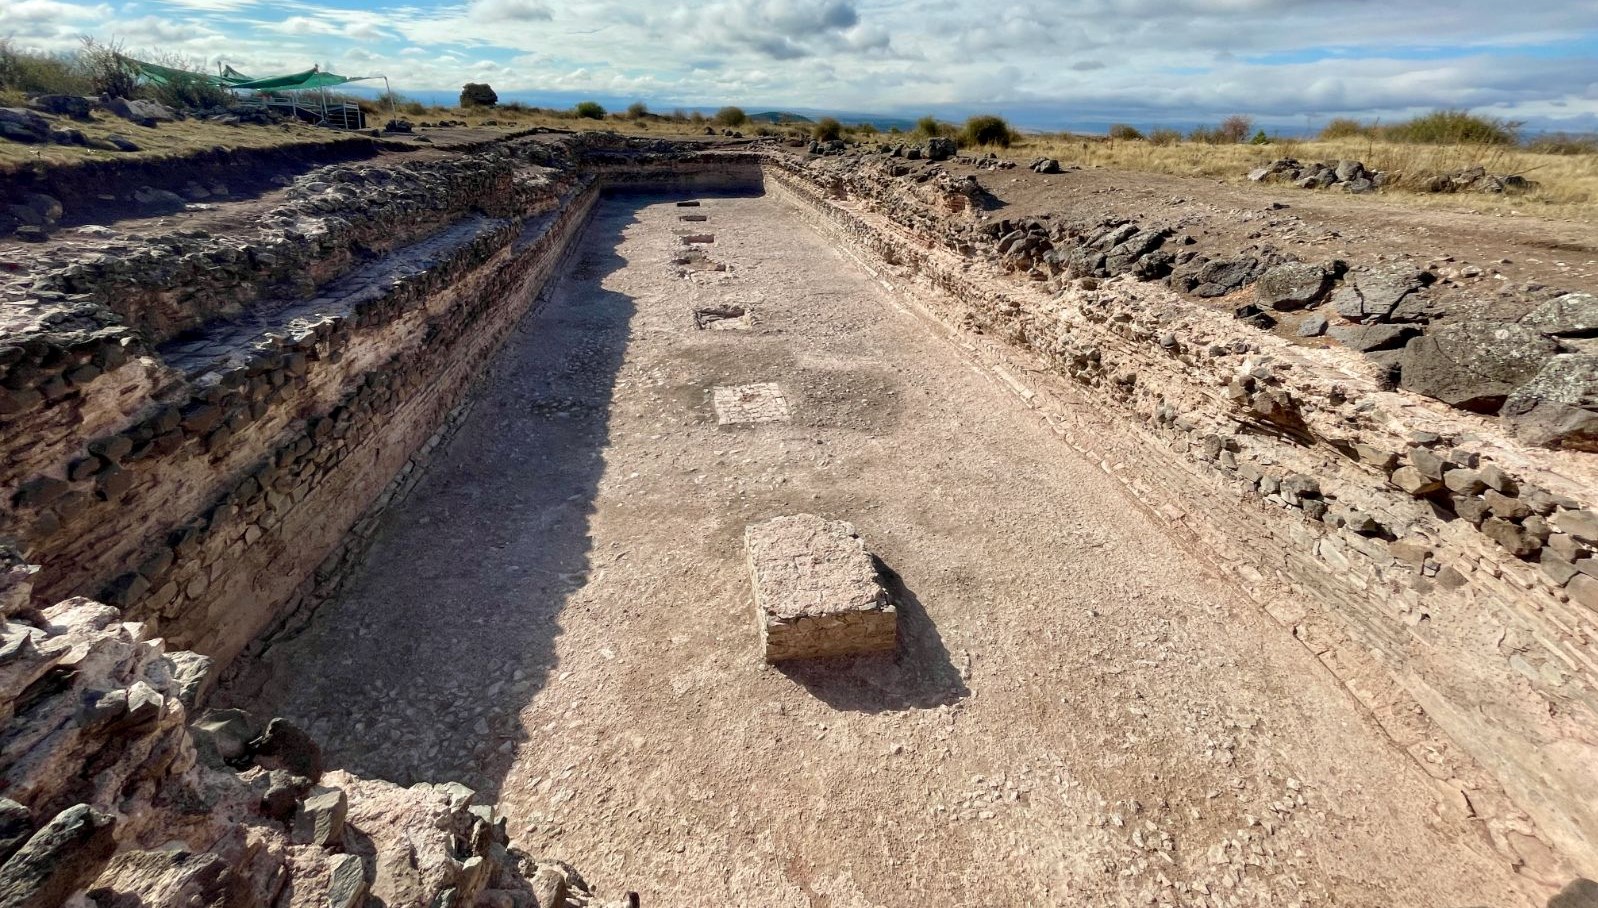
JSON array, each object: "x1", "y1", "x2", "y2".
[{"x1": 215, "y1": 186, "x2": 1528, "y2": 906}]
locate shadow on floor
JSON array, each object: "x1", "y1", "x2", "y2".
[
  {"x1": 220, "y1": 193, "x2": 669, "y2": 800},
  {"x1": 776, "y1": 558, "x2": 969, "y2": 713}
]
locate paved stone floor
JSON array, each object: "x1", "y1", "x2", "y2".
[{"x1": 229, "y1": 191, "x2": 1536, "y2": 907}]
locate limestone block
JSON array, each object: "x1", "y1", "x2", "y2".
[{"x1": 745, "y1": 515, "x2": 896, "y2": 662}]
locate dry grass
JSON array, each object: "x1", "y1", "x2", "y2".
[
  {"x1": 0, "y1": 111, "x2": 361, "y2": 173},
  {"x1": 1004, "y1": 133, "x2": 1598, "y2": 220}
]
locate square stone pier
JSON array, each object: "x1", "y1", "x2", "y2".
[{"x1": 745, "y1": 514, "x2": 897, "y2": 662}]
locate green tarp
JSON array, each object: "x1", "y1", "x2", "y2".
[
  {"x1": 126, "y1": 57, "x2": 369, "y2": 93},
  {"x1": 228, "y1": 68, "x2": 363, "y2": 91}
]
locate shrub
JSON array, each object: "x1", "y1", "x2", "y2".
[
  {"x1": 962, "y1": 114, "x2": 1014, "y2": 148},
  {"x1": 812, "y1": 116, "x2": 842, "y2": 141},
  {"x1": 1188, "y1": 126, "x2": 1226, "y2": 145},
  {"x1": 1384, "y1": 109, "x2": 1518, "y2": 146},
  {"x1": 0, "y1": 40, "x2": 91, "y2": 96},
  {"x1": 1219, "y1": 114, "x2": 1253, "y2": 144},
  {"x1": 459, "y1": 83, "x2": 498, "y2": 107},
  {"x1": 1250, "y1": 129, "x2": 1270, "y2": 145},
  {"x1": 1319, "y1": 117, "x2": 1370, "y2": 140},
  {"x1": 1107, "y1": 123, "x2": 1144, "y2": 141},
  {"x1": 1148, "y1": 127, "x2": 1181, "y2": 146},
  {"x1": 856, "y1": 121, "x2": 877, "y2": 136},
  {"x1": 688, "y1": 110, "x2": 706, "y2": 125},
  {"x1": 79, "y1": 37, "x2": 137, "y2": 99},
  {"x1": 626, "y1": 101, "x2": 648, "y2": 119},
  {"x1": 1526, "y1": 132, "x2": 1598, "y2": 155},
  {"x1": 714, "y1": 106, "x2": 746, "y2": 127},
  {"x1": 915, "y1": 115, "x2": 943, "y2": 137},
  {"x1": 401, "y1": 100, "x2": 426, "y2": 116},
  {"x1": 573, "y1": 100, "x2": 606, "y2": 119}
]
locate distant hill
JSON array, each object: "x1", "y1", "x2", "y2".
[{"x1": 747, "y1": 111, "x2": 814, "y2": 124}]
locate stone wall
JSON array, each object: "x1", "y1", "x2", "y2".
[{"x1": 763, "y1": 158, "x2": 1598, "y2": 880}]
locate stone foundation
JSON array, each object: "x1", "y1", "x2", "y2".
[{"x1": 747, "y1": 514, "x2": 897, "y2": 662}]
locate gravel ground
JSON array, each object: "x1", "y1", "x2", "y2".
[{"x1": 228, "y1": 190, "x2": 1535, "y2": 907}]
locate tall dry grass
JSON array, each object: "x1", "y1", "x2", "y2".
[{"x1": 1007, "y1": 133, "x2": 1598, "y2": 219}]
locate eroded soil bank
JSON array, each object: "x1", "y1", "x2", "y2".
[{"x1": 227, "y1": 190, "x2": 1533, "y2": 906}]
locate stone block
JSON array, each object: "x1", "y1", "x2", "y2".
[{"x1": 745, "y1": 515, "x2": 896, "y2": 662}]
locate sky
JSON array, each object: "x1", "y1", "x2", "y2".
[{"x1": 3, "y1": 0, "x2": 1598, "y2": 133}]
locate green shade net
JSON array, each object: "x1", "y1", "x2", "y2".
[
  {"x1": 228, "y1": 67, "x2": 366, "y2": 91},
  {"x1": 125, "y1": 58, "x2": 371, "y2": 92},
  {"x1": 125, "y1": 57, "x2": 225, "y2": 87}
]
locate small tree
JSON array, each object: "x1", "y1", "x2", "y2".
[
  {"x1": 714, "y1": 106, "x2": 746, "y2": 127},
  {"x1": 1107, "y1": 123, "x2": 1144, "y2": 141},
  {"x1": 812, "y1": 116, "x2": 842, "y2": 141},
  {"x1": 79, "y1": 37, "x2": 137, "y2": 99},
  {"x1": 573, "y1": 100, "x2": 606, "y2": 119},
  {"x1": 1250, "y1": 129, "x2": 1271, "y2": 145},
  {"x1": 626, "y1": 101, "x2": 648, "y2": 119},
  {"x1": 459, "y1": 83, "x2": 499, "y2": 107},
  {"x1": 1219, "y1": 114, "x2": 1254, "y2": 144},
  {"x1": 962, "y1": 114, "x2": 1014, "y2": 148}
]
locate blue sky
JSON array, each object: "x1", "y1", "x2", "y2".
[{"x1": 4, "y1": 0, "x2": 1597, "y2": 132}]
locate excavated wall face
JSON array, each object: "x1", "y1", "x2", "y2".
[
  {"x1": 1, "y1": 140, "x2": 1594, "y2": 890},
  {"x1": 760, "y1": 160, "x2": 1598, "y2": 878}
]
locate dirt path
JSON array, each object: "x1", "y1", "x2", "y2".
[{"x1": 227, "y1": 190, "x2": 1533, "y2": 907}]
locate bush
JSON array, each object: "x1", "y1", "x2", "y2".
[
  {"x1": 812, "y1": 116, "x2": 842, "y2": 141},
  {"x1": 401, "y1": 100, "x2": 426, "y2": 116},
  {"x1": 573, "y1": 100, "x2": 606, "y2": 119},
  {"x1": 714, "y1": 106, "x2": 746, "y2": 127},
  {"x1": 962, "y1": 114, "x2": 1014, "y2": 148},
  {"x1": 0, "y1": 40, "x2": 91, "y2": 96},
  {"x1": 1319, "y1": 117, "x2": 1371, "y2": 140},
  {"x1": 1384, "y1": 109, "x2": 1518, "y2": 146},
  {"x1": 1107, "y1": 123, "x2": 1144, "y2": 141},
  {"x1": 1219, "y1": 114, "x2": 1253, "y2": 144},
  {"x1": 1188, "y1": 126, "x2": 1226, "y2": 145},
  {"x1": 1148, "y1": 127, "x2": 1181, "y2": 146},
  {"x1": 915, "y1": 115, "x2": 944, "y2": 137},
  {"x1": 1526, "y1": 132, "x2": 1598, "y2": 155},
  {"x1": 1250, "y1": 129, "x2": 1270, "y2": 145},
  {"x1": 626, "y1": 101, "x2": 648, "y2": 119},
  {"x1": 460, "y1": 83, "x2": 498, "y2": 107},
  {"x1": 79, "y1": 37, "x2": 137, "y2": 99},
  {"x1": 856, "y1": 122, "x2": 877, "y2": 136}
]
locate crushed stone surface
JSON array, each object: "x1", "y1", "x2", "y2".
[{"x1": 229, "y1": 190, "x2": 1533, "y2": 907}]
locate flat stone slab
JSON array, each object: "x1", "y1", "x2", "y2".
[
  {"x1": 745, "y1": 514, "x2": 897, "y2": 662},
  {"x1": 713, "y1": 383, "x2": 789, "y2": 424}
]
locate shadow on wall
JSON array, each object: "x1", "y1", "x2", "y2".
[
  {"x1": 216, "y1": 193, "x2": 649, "y2": 800},
  {"x1": 776, "y1": 557, "x2": 970, "y2": 713}
]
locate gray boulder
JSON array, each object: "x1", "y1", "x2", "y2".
[
  {"x1": 1502, "y1": 354, "x2": 1598, "y2": 451},
  {"x1": 925, "y1": 137, "x2": 956, "y2": 161},
  {"x1": 1333, "y1": 160, "x2": 1367, "y2": 183},
  {"x1": 1255, "y1": 262, "x2": 1331, "y2": 310},
  {"x1": 1399, "y1": 321, "x2": 1557, "y2": 413},
  {"x1": 1334, "y1": 264, "x2": 1432, "y2": 323},
  {"x1": 1329, "y1": 324, "x2": 1419, "y2": 352},
  {"x1": 0, "y1": 108, "x2": 50, "y2": 143},
  {"x1": 1521, "y1": 292, "x2": 1598, "y2": 338},
  {"x1": 28, "y1": 95, "x2": 91, "y2": 120},
  {"x1": 104, "y1": 97, "x2": 175, "y2": 127}
]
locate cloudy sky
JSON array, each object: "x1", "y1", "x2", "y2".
[{"x1": 4, "y1": 0, "x2": 1597, "y2": 131}]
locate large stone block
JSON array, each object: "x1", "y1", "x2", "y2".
[{"x1": 745, "y1": 515, "x2": 896, "y2": 662}]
